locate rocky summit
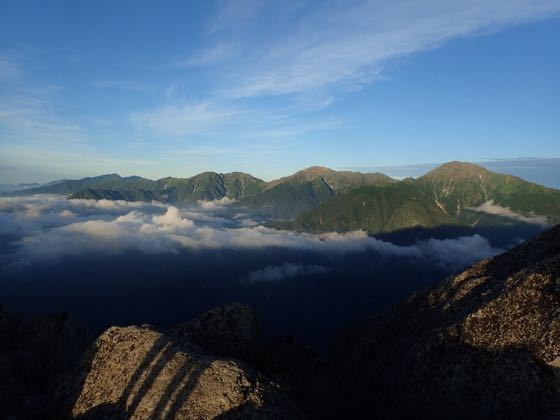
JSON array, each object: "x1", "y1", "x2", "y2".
[
  {"x1": 330, "y1": 224, "x2": 560, "y2": 419},
  {"x1": 2, "y1": 226, "x2": 560, "y2": 419},
  {"x1": 67, "y1": 326, "x2": 302, "y2": 419}
]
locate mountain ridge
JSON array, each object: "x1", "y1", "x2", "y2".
[
  {"x1": 272, "y1": 161, "x2": 560, "y2": 233},
  {"x1": 7, "y1": 161, "x2": 560, "y2": 231}
]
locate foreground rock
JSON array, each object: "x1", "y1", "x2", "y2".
[
  {"x1": 254, "y1": 336, "x2": 340, "y2": 419},
  {"x1": 170, "y1": 303, "x2": 259, "y2": 361},
  {"x1": 331, "y1": 225, "x2": 560, "y2": 419},
  {"x1": 67, "y1": 325, "x2": 302, "y2": 419}
]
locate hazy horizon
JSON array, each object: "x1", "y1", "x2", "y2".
[{"x1": 2, "y1": 157, "x2": 560, "y2": 191}]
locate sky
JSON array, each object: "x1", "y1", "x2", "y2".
[{"x1": 0, "y1": 0, "x2": 559, "y2": 184}]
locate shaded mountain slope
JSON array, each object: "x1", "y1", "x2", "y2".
[
  {"x1": 153, "y1": 171, "x2": 264, "y2": 202},
  {"x1": 69, "y1": 172, "x2": 265, "y2": 203},
  {"x1": 330, "y1": 224, "x2": 560, "y2": 419}
]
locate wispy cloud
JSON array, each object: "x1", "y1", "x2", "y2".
[
  {"x1": 0, "y1": 144, "x2": 157, "y2": 184},
  {"x1": 243, "y1": 262, "x2": 331, "y2": 283},
  {"x1": 170, "y1": 44, "x2": 235, "y2": 68},
  {"x1": 0, "y1": 85, "x2": 85, "y2": 145},
  {"x1": 128, "y1": 98, "x2": 341, "y2": 141},
  {"x1": 129, "y1": 101, "x2": 237, "y2": 137},
  {"x1": 206, "y1": 0, "x2": 263, "y2": 34},
  {"x1": 208, "y1": 0, "x2": 560, "y2": 98},
  {"x1": 0, "y1": 54, "x2": 20, "y2": 79},
  {"x1": 92, "y1": 80, "x2": 149, "y2": 92}
]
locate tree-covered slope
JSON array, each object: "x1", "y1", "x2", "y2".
[
  {"x1": 270, "y1": 181, "x2": 457, "y2": 233},
  {"x1": 70, "y1": 188, "x2": 161, "y2": 202},
  {"x1": 418, "y1": 161, "x2": 560, "y2": 224},
  {"x1": 67, "y1": 172, "x2": 265, "y2": 203},
  {"x1": 263, "y1": 166, "x2": 395, "y2": 192},
  {"x1": 241, "y1": 166, "x2": 396, "y2": 219},
  {"x1": 241, "y1": 177, "x2": 336, "y2": 219}
]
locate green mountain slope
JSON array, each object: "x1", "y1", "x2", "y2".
[
  {"x1": 241, "y1": 166, "x2": 396, "y2": 219},
  {"x1": 10, "y1": 174, "x2": 157, "y2": 196},
  {"x1": 68, "y1": 172, "x2": 264, "y2": 203},
  {"x1": 418, "y1": 161, "x2": 560, "y2": 223},
  {"x1": 63, "y1": 166, "x2": 394, "y2": 216},
  {"x1": 270, "y1": 181, "x2": 456, "y2": 233},
  {"x1": 70, "y1": 188, "x2": 161, "y2": 202},
  {"x1": 154, "y1": 172, "x2": 264, "y2": 202},
  {"x1": 263, "y1": 166, "x2": 395, "y2": 192},
  {"x1": 272, "y1": 162, "x2": 560, "y2": 233}
]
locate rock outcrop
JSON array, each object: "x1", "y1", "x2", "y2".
[
  {"x1": 66, "y1": 325, "x2": 302, "y2": 419},
  {"x1": 169, "y1": 303, "x2": 259, "y2": 361},
  {"x1": 330, "y1": 224, "x2": 560, "y2": 419}
]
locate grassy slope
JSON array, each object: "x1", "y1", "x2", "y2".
[
  {"x1": 269, "y1": 181, "x2": 456, "y2": 233},
  {"x1": 240, "y1": 167, "x2": 396, "y2": 219},
  {"x1": 68, "y1": 172, "x2": 265, "y2": 203}
]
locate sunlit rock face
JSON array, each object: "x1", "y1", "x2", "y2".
[
  {"x1": 330, "y1": 225, "x2": 560, "y2": 419},
  {"x1": 68, "y1": 325, "x2": 302, "y2": 419}
]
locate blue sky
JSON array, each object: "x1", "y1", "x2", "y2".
[{"x1": 0, "y1": 0, "x2": 559, "y2": 183}]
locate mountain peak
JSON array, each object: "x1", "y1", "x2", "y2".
[
  {"x1": 421, "y1": 161, "x2": 491, "y2": 180},
  {"x1": 298, "y1": 166, "x2": 335, "y2": 176}
]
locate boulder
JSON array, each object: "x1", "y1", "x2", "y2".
[{"x1": 67, "y1": 326, "x2": 302, "y2": 419}]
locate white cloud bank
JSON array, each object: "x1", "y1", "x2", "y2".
[
  {"x1": 468, "y1": 200, "x2": 549, "y2": 225},
  {"x1": 0, "y1": 195, "x2": 503, "y2": 268}
]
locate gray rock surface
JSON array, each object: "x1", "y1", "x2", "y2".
[
  {"x1": 67, "y1": 325, "x2": 303, "y2": 419},
  {"x1": 330, "y1": 224, "x2": 560, "y2": 419}
]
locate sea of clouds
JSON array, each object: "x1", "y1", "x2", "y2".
[{"x1": 0, "y1": 195, "x2": 505, "y2": 273}]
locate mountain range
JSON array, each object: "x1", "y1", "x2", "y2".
[
  {"x1": 8, "y1": 161, "x2": 560, "y2": 232},
  {"x1": 270, "y1": 161, "x2": 560, "y2": 232}
]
